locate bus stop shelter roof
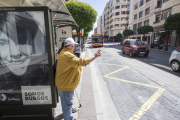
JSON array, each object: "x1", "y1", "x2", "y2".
[{"x1": 0, "y1": 0, "x2": 78, "y2": 27}]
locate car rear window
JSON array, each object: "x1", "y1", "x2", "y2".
[{"x1": 131, "y1": 40, "x2": 143, "y2": 45}]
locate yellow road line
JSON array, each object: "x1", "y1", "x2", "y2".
[
  {"x1": 98, "y1": 57, "x2": 165, "y2": 120},
  {"x1": 129, "y1": 88, "x2": 165, "y2": 120},
  {"x1": 98, "y1": 63, "x2": 125, "y2": 66},
  {"x1": 102, "y1": 58, "x2": 116, "y2": 63},
  {"x1": 0, "y1": 1, "x2": 11, "y2": 6},
  {"x1": 103, "y1": 66, "x2": 129, "y2": 77},
  {"x1": 105, "y1": 76, "x2": 160, "y2": 89}
]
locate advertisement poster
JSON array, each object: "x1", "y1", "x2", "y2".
[
  {"x1": 0, "y1": 11, "x2": 52, "y2": 106},
  {"x1": 56, "y1": 26, "x2": 72, "y2": 50}
]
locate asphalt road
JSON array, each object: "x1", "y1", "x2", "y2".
[{"x1": 88, "y1": 43, "x2": 180, "y2": 120}]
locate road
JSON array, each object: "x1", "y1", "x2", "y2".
[{"x1": 88, "y1": 42, "x2": 180, "y2": 120}]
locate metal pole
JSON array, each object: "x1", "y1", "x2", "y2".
[{"x1": 164, "y1": 31, "x2": 168, "y2": 51}]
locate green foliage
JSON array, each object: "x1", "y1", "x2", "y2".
[
  {"x1": 84, "y1": 32, "x2": 88, "y2": 39},
  {"x1": 123, "y1": 29, "x2": 133, "y2": 37},
  {"x1": 137, "y1": 26, "x2": 154, "y2": 35},
  {"x1": 164, "y1": 13, "x2": 180, "y2": 46},
  {"x1": 116, "y1": 33, "x2": 122, "y2": 39},
  {"x1": 164, "y1": 13, "x2": 180, "y2": 32},
  {"x1": 104, "y1": 35, "x2": 109, "y2": 39},
  {"x1": 65, "y1": 1, "x2": 97, "y2": 29}
]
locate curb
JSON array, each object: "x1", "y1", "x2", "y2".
[{"x1": 150, "y1": 48, "x2": 172, "y2": 54}]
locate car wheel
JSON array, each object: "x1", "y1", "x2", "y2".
[
  {"x1": 144, "y1": 54, "x2": 148, "y2": 57},
  {"x1": 171, "y1": 60, "x2": 180, "y2": 72},
  {"x1": 129, "y1": 50, "x2": 134, "y2": 57},
  {"x1": 122, "y1": 49, "x2": 125, "y2": 54}
]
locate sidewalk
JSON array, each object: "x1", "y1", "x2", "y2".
[
  {"x1": 146, "y1": 45, "x2": 176, "y2": 54},
  {"x1": 54, "y1": 48, "x2": 120, "y2": 120}
]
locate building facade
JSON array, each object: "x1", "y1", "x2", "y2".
[
  {"x1": 152, "y1": 0, "x2": 180, "y2": 47},
  {"x1": 129, "y1": 0, "x2": 180, "y2": 47},
  {"x1": 129, "y1": 0, "x2": 155, "y2": 44},
  {"x1": 97, "y1": 16, "x2": 102, "y2": 34},
  {"x1": 94, "y1": 27, "x2": 97, "y2": 34},
  {"x1": 109, "y1": 0, "x2": 130, "y2": 41}
]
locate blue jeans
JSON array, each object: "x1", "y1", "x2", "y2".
[{"x1": 58, "y1": 90, "x2": 74, "y2": 120}]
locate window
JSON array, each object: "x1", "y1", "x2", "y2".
[
  {"x1": 123, "y1": 11, "x2": 126, "y2": 14},
  {"x1": 115, "y1": 18, "x2": 119, "y2": 21},
  {"x1": 126, "y1": 41, "x2": 130, "y2": 45},
  {"x1": 123, "y1": 18, "x2": 125, "y2": 21},
  {"x1": 122, "y1": 5, "x2": 126, "y2": 8},
  {"x1": 115, "y1": 24, "x2": 119, "y2": 28},
  {"x1": 139, "y1": 11, "x2": 143, "y2": 18},
  {"x1": 133, "y1": 24, "x2": 137, "y2": 34},
  {"x1": 145, "y1": 7, "x2": 150, "y2": 15},
  {"x1": 162, "y1": 11, "x2": 171, "y2": 19},
  {"x1": 116, "y1": 6, "x2": 120, "y2": 9},
  {"x1": 134, "y1": 14, "x2": 137, "y2": 20},
  {"x1": 138, "y1": 22, "x2": 142, "y2": 28},
  {"x1": 146, "y1": 0, "x2": 150, "y2": 2},
  {"x1": 127, "y1": 5, "x2": 130, "y2": 9},
  {"x1": 116, "y1": 0, "x2": 120, "y2": 3},
  {"x1": 144, "y1": 20, "x2": 149, "y2": 26},
  {"x1": 127, "y1": 11, "x2": 129, "y2": 15},
  {"x1": 140, "y1": 0, "x2": 144, "y2": 6},
  {"x1": 163, "y1": 0, "x2": 168, "y2": 3},
  {"x1": 134, "y1": 3, "x2": 138, "y2": 10},
  {"x1": 116, "y1": 12, "x2": 119, "y2": 15}
]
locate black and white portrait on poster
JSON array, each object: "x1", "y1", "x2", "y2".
[{"x1": 0, "y1": 11, "x2": 51, "y2": 106}]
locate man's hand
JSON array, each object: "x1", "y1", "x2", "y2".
[{"x1": 94, "y1": 49, "x2": 101, "y2": 58}]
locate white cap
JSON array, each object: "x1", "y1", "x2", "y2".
[{"x1": 64, "y1": 38, "x2": 75, "y2": 46}]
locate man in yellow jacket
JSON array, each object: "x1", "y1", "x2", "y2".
[{"x1": 55, "y1": 38, "x2": 101, "y2": 120}]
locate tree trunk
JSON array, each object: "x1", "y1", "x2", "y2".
[
  {"x1": 143, "y1": 34, "x2": 145, "y2": 42},
  {"x1": 76, "y1": 27, "x2": 81, "y2": 44},
  {"x1": 178, "y1": 33, "x2": 180, "y2": 47}
]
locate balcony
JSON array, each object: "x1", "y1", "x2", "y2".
[
  {"x1": 154, "y1": 4, "x2": 162, "y2": 14},
  {"x1": 153, "y1": 20, "x2": 160, "y2": 24},
  {"x1": 152, "y1": 19, "x2": 165, "y2": 28}
]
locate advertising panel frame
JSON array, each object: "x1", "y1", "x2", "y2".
[{"x1": 0, "y1": 6, "x2": 57, "y2": 112}]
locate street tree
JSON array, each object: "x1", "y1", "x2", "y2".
[
  {"x1": 116, "y1": 33, "x2": 122, "y2": 44},
  {"x1": 65, "y1": 0, "x2": 97, "y2": 43},
  {"x1": 104, "y1": 35, "x2": 109, "y2": 42},
  {"x1": 123, "y1": 29, "x2": 133, "y2": 39},
  {"x1": 164, "y1": 13, "x2": 180, "y2": 47},
  {"x1": 137, "y1": 26, "x2": 154, "y2": 41}
]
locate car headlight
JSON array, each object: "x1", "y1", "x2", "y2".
[
  {"x1": 146, "y1": 47, "x2": 149, "y2": 50},
  {"x1": 134, "y1": 48, "x2": 138, "y2": 50}
]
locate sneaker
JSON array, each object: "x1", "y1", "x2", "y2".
[{"x1": 72, "y1": 108, "x2": 79, "y2": 113}]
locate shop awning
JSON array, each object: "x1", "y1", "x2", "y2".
[{"x1": 0, "y1": 0, "x2": 78, "y2": 28}]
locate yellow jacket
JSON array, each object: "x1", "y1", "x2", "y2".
[{"x1": 55, "y1": 47, "x2": 90, "y2": 91}]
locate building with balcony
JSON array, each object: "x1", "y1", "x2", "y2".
[
  {"x1": 109, "y1": 0, "x2": 130, "y2": 41},
  {"x1": 97, "y1": 16, "x2": 102, "y2": 34},
  {"x1": 94, "y1": 27, "x2": 97, "y2": 34},
  {"x1": 152, "y1": 0, "x2": 180, "y2": 47},
  {"x1": 104, "y1": 1, "x2": 110, "y2": 36},
  {"x1": 129, "y1": 0, "x2": 155, "y2": 44}
]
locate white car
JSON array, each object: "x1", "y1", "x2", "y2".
[
  {"x1": 86, "y1": 39, "x2": 91, "y2": 44},
  {"x1": 169, "y1": 47, "x2": 180, "y2": 72}
]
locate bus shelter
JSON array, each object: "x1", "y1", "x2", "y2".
[{"x1": 0, "y1": 0, "x2": 78, "y2": 120}]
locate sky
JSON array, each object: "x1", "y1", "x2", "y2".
[{"x1": 79, "y1": 0, "x2": 109, "y2": 37}]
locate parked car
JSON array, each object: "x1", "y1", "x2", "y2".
[
  {"x1": 122, "y1": 39, "x2": 149, "y2": 57},
  {"x1": 169, "y1": 47, "x2": 180, "y2": 72},
  {"x1": 86, "y1": 39, "x2": 91, "y2": 44},
  {"x1": 151, "y1": 39, "x2": 163, "y2": 49}
]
